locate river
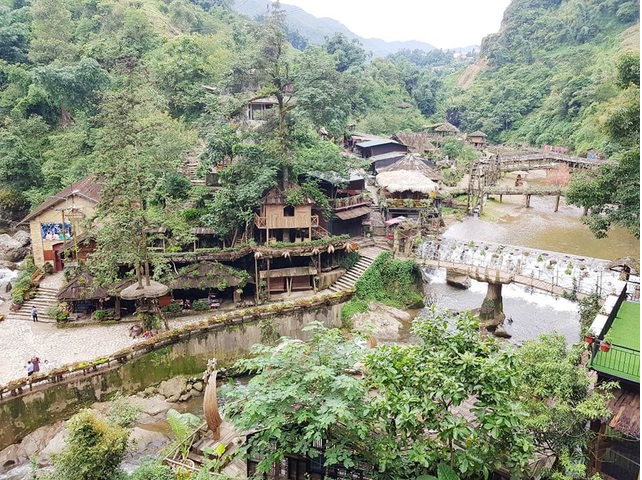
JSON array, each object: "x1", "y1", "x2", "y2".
[
  {"x1": 445, "y1": 171, "x2": 639, "y2": 259},
  {"x1": 420, "y1": 171, "x2": 639, "y2": 345}
]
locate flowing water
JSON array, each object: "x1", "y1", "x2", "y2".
[
  {"x1": 416, "y1": 170, "x2": 639, "y2": 345},
  {"x1": 421, "y1": 268, "x2": 580, "y2": 345},
  {"x1": 445, "y1": 171, "x2": 640, "y2": 260}
]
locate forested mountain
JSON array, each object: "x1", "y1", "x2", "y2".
[
  {"x1": 0, "y1": 0, "x2": 637, "y2": 238},
  {"x1": 229, "y1": 0, "x2": 437, "y2": 56},
  {"x1": 445, "y1": 0, "x2": 640, "y2": 154}
]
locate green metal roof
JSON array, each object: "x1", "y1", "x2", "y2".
[{"x1": 590, "y1": 301, "x2": 640, "y2": 383}]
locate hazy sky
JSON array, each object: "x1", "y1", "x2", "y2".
[{"x1": 279, "y1": 0, "x2": 512, "y2": 49}]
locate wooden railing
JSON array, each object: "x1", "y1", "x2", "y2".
[
  {"x1": 254, "y1": 214, "x2": 318, "y2": 229},
  {"x1": 332, "y1": 194, "x2": 371, "y2": 210}
]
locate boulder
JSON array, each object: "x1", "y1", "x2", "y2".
[
  {"x1": 446, "y1": 269, "x2": 471, "y2": 289},
  {"x1": 126, "y1": 426, "x2": 171, "y2": 458},
  {"x1": 352, "y1": 302, "x2": 411, "y2": 342},
  {"x1": 0, "y1": 234, "x2": 30, "y2": 263},
  {"x1": 192, "y1": 381, "x2": 204, "y2": 392},
  {"x1": 158, "y1": 377, "x2": 188, "y2": 403},
  {"x1": 0, "y1": 421, "x2": 66, "y2": 472},
  {"x1": 12, "y1": 231, "x2": 30, "y2": 247},
  {"x1": 493, "y1": 325, "x2": 512, "y2": 338}
]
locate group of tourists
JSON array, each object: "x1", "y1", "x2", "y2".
[{"x1": 26, "y1": 356, "x2": 41, "y2": 376}]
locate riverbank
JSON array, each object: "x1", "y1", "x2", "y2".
[{"x1": 441, "y1": 171, "x2": 639, "y2": 260}]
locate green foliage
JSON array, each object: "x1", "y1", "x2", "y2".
[
  {"x1": 128, "y1": 458, "x2": 175, "y2": 480},
  {"x1": 515, "y1": 333, "x2": 613, "y2": 459},
  {"x1": 352, "y1": 252, "x2": 424, "y2": 309},
  {"x1": 338, "y1": 251, "x2": 359, "y2": 270},
  {"x1": 192, "y1": 299, "x2": 209, "y2": 311},
  {"x1": 365, "y1": 307, "x2": 534, "y2": 478},
  {"x1": 47, "y1": 409, "x2": 129, "y2": 480},
  {"x1": 107, "y1": 392, "x2": 141, "y2": 429},
  {"x1": 221, "y1": 323, "x2": 371, "y2": 474}
]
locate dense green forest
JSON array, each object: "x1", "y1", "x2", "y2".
[{"x1": 0, "y1": 0, "x2": 638, "y2": 235}]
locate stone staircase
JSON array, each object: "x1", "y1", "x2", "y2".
[
  {"x1": 328, "y1": 254, "x2": 376, "y2": 293},
  {"x1": 11, "y1": 286, "x2": 60, "y2": 322}
]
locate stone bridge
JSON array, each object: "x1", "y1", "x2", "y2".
[{"x1": 417, "y1": 238, "x2": 624, "y2": 300}]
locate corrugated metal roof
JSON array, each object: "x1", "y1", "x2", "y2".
[
  {"x1": 356, "y1": 139, "x2": 403, "y2": 148},
  {"x1": 21, "y1": 175, "x2": 101, "y2": 224}
]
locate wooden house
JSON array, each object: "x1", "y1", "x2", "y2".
[
  {"x1": 433, "y1": 122, "x2": 460, "y2": 139},
  {"x1": 353, "y1": 139, "x2": 408, "y2": 159},
  {"x1": 20, "y1": 175, "x2": 101, "y2": 271},
  {"x1": 254, "y1": 185, "x2": 324, "y2": 245},
  {"x1": 376, "y1": 153, "x2": 442, "y2": 226},
  {"x1": 391, "y1": 132, "x2": 438, "y2": 157},
  {"x1": 467, "y1": 130, "x2": 487, "y2": 149},
  {"x1": 307, "y1": 171, "x2": 371, "y2": 238}
]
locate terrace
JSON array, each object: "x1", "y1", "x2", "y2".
[{"x1": 588, "y1": 286, "x2": 640, "y2": 384}]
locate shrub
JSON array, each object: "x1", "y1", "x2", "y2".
[
  {"x1": 162, "y1": 302, "x2": 183, "y2": 315},
  {"x1": 192, "y1": 299, "x2": 209, "y2": 311},
  {"x1": 43, "y1": 262, "x2": 54, "y2": 274}
]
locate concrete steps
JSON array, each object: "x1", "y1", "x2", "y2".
[
  {"x1": 10, "y1": 286, "x2": 60, "y2": 322},
  {"x1": 328, "y1": 255, "x2": 376, "y2": 293}
]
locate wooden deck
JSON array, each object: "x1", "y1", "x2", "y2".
[{"x1": 189, "y1": 421, "x2": 246, "y2": 478}]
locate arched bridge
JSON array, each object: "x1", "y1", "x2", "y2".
[{"x1": 416, "y1": 238, "x2": 624, "y2": 299}]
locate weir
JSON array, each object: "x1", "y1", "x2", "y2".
[{"x1": 417, "y1": 238, "x2": 626, "y2": 331}]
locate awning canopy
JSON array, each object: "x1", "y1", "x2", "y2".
[
  {"x1": 335, "y1": 206, "x2": 371, "y2": 220},
  {"x1": 385, "y1": 216, "x2": 407, "y2": 226}
]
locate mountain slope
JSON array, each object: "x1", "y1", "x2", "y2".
[
  {"x1": 230, "y1": 0, "x2": 436, "y2": 56},
  {"x1": 445, "y1": 0, "x2": 640, "y2": 154}
]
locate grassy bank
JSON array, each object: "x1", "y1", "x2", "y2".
[{"x1": 341, "y1": 252, "x2": 424, "y2": 325}]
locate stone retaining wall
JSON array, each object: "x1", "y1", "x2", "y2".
[{"x1": 0, "y1": 295, "x2": 346, "y2": 450}]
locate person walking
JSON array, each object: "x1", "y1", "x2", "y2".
[
  {"x1": 26, "y1": 360, "x2": 34, "y2": 376},
  {"x1": 31, "y1": 306, "x2": 38, "y2": 322}
]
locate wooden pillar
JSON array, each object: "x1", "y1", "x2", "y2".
[
  {"x1": 554, "y1": 194, "x2": 560, "y2": 212},
  {"x1": 254, "y1": 256, "x2": 260, "y2": 304},
  {"x1": 499, "y1": 194, "x2": 503, "y2": 203},
  {"x1": 525, "y1": 194, "x2": 531, "y2": 208},
  {"x1": 583, "y1": 206, "x2": 589, "y2": 216},
  {"x1": 266, "y1": 258, "x2": 271, "y2": 300}
]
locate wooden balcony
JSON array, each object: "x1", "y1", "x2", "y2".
[
  {"x1": 332, "y1": 193, "x2": 371, "y2": 211},
  {"x1": 254, "y1": 214, "x2": 319, "y2": 229}
]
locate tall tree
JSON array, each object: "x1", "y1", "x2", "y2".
[
  {"x1": 89, "y1": 83, "x2": 195, "y2": 287},
  {"x1": 567, "y1": 53, "x2": 640, "y2": 238}
]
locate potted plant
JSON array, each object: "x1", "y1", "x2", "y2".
[
  {"x1": 584, "y1": 332, "x2": 595, "y2": 345},
  {"x1": 600, "y1": 334, "x2": 613, "y2": 352}
]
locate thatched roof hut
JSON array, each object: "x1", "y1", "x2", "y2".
[
  {"x1": 377, "y1": 170, "x2": 439, "y2": 195},
  {"x1": 57, "y1": 273, "x2": 108, "y2": 301},
  {"x1": 392, "y1": 133, "x2": 438, "y2": 155},
  {"x1": 168, "y1": 262, "x2": 249, "y2": 291},
  {"x1": 120, "y1": 280, "x2": 170, "y2": 300},
  {"x1": 57, "y1": 274, "x2": 135, "y2": 302},
  {"x1": 434, "y1": 122, "x2": 460, "y2": 134},
  {"x1": 377, "y1": 153, "x2": 442, "y2": 182}
]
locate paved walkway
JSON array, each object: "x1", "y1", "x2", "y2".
[{"x1": 0, "y1": 247, "x2": 389, "y2": 386}]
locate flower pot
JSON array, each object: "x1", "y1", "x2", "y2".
[
  {"x1": 600, "y1": 342, "x2": 611, "y2": 352},
  {"x1": 584, "y1": 334, "x2": 594, "y2": 345}
]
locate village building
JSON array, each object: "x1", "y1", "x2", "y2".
[
  {"x1": 432, "y1": 122, "x2": 460, "y2": 143},
  {"x1": 307, "y1": 171, "x2": 372, "y2": 238},
  {"x1": 375, "y1": 153, "x2": 443, "y2": 234},
  {"x1": 19, "y1": 175, "x2": 101, "y2": 272},
  {"x1": 350, "y1": 136, "x2": 408, "y2": 159},
  {"x1": 391, "y1": 132, "x2": 438, "y2": 158},
  {"x1": 586, "y1": 260, "x2": 640, "y2": 480},
  {"x1": 467, "y1": 130, "x2": 488, "y2": 149}
]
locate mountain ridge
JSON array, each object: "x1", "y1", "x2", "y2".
[{"x1": 230, "y1": 0, "x2": 443, "y2": 56}]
